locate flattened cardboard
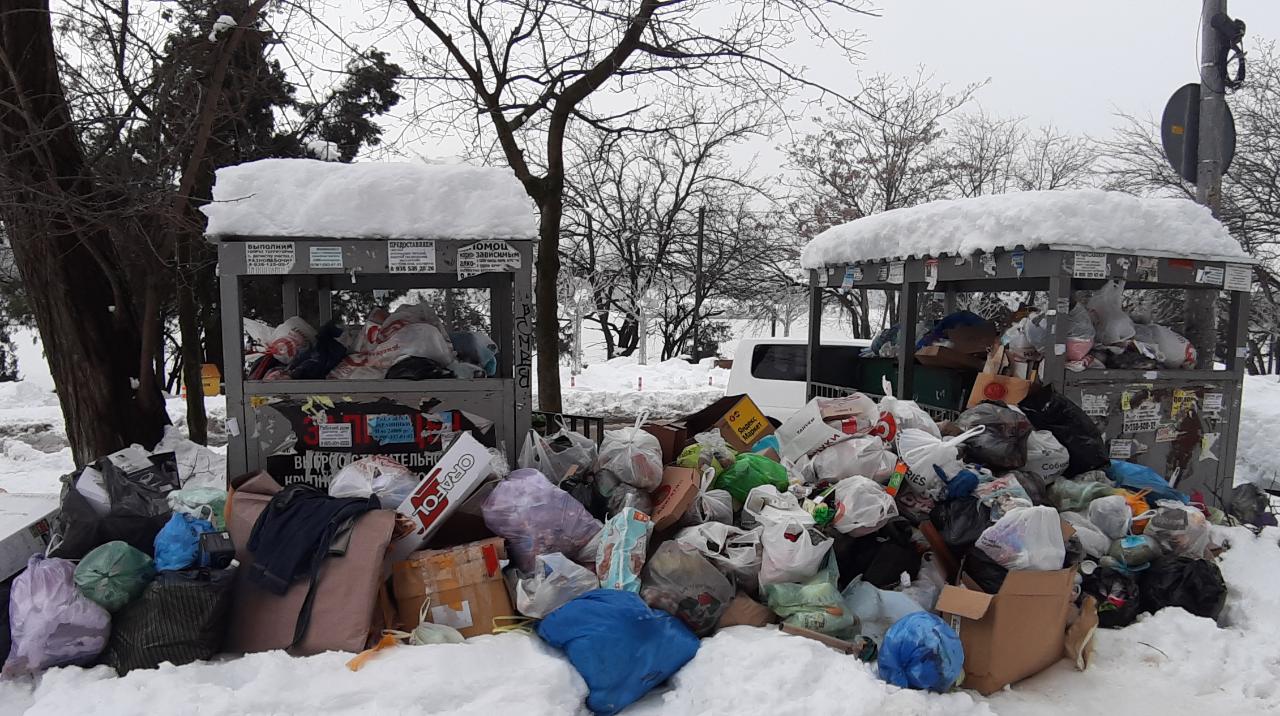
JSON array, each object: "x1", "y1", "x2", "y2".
[
  {"x1": 0, "y1": 493, "x2": 57, "y2": 582},
  {"x1": 1065, "y1": 595, "x2": 1099, "y2": 671},
  {"x1": 650, "y1": 466, "x2": 699, "y2": 531},
  {"x1": 718, "y1": 592, "x2": 777, "y2": 628},
  {"x1": 936, "y1": 567, "x2": 1076, "y2": 695},
  {"x1": 392, "y1": 537, "x2": 513, "y2": 639}
]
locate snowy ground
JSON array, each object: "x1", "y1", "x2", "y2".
[{"x1": 557, "y1": 357, "x2": 728, "y2": 420}]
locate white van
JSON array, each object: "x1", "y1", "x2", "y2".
[{"x1": 725, "y1": 338, "x2": 872, "y2": 421}]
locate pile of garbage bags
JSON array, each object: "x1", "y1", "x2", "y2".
[
  {"x1": 1002, "y1": 280, "x2": 1197, "y2": 372},
  {"x1": 245, "y1": 302, "x2": 498, "y2": 382}
]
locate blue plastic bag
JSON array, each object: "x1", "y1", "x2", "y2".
[
  {"x1": 153, "y1": 513, "x2": 216, "y2": 571},
  {"x1": 877, "y1": 611, "x2": 964, "y2": 692},
  {"x1": 537, "y1": 590, "x2": 699, "y2": 715},
  {"x1": 1106, "y1": 460, "x2": 1189, "y2": 506}
]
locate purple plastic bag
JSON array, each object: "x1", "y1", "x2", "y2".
[
  {"x1": 4, "y1": 555, "x2": 110, "y2": 677},
  {"x1": 482, "y1": 469, "x2": 604, "y2": 572}
]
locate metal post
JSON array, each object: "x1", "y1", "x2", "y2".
[
  {"x1": 806, "y1": 270, "x2": 824, "y2": 401},
  {"x1": 896, "y1": 282, "x2": 919, "y2": 400},
  {"x1": 1187, "y1": 0, "x2": 1229, "y2": 367}
]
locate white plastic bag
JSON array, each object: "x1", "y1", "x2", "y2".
[
  {"x1": 267, "y1": 316, "x2": 316, "y2": 363},
  {"x1": 674, "y1": 522, "x2": 763, "y2": 593},
  {"x1": 1024, "y1": 430, "x2": 1070, "y2": 482},
  {"x1": 829, "y1": 476, "x2": 897, "y2": 536},
  {"x1": 1060, "y1": 512, "x2": 1111, "y2": 558},
  {"x1": 811, "y1": 435, "x2": 898, "y2": 484},
  {"x1": 900, "y1": 555, "x2": 947, "y2": 611},
  {"x1": 596, "y1": 416, "x2": 663, "y2": 490},
  {"x1": 1086, "y1": 494, "x2": 1131, "y2": 540},
  {"x1": 758, "y1": 521, "x2": 833, "y2": 588},
  {"x1": 518, "y1": 426, "x2": 596, "y2": 484},
  {"x1": 741, "y1": 484, "x2": 815, "y2": 531},
  {"x1": 1087, "y1": 279, "x2": 1135, "y2": 345},
  {"x1": 1143, "y1": 500, "x2": 1211, "y2": 557},
  {"x1": 898, "y1": 426, "x2": 985, "y2": 488},
  {"x1": 1133, "y1": 323, "x2": 1197, "y2": 369},
  {"x1": 875, "y1": 377, "x2": 940, "y2": 442},
  {"x1": 975, "y1": 505, "x2": 1065, "y2": 571},
  {"x1": 1004, "y1": 315, "x2": 1050, "y2": 363},
  {"x1": 680, "y1": 468, "x2": 734, "y2": 527},
  {"x1": 515, "y1": 553, "x2": 600, "y2": 618},
  {"x1": 328, "y1": 455, "x2": 419, "y2": 509},
  {"x1": 841, "y1": 577, "x2": 924, "y2": 641}
]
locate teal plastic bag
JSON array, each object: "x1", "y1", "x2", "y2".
[
  {"x1": 714, "y1": 453, "x2": 789, "y2": 506},
  {"x1": 154, "y1": 512, "x2": 216, "y2": 571},
  {"x1": 74, "y1": 541, "x2": 156, "y2": 612},
  {"x1": 596, "y1": 499, "x2": 652, "y2": 592}
]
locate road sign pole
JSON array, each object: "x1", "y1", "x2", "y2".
[{"x1": 1186, "y1": 0, "x2": 1228, "y2": 368}]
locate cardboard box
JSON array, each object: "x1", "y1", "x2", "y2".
[
  {"x1": 719, "y1": 592, "x2": 777, "y2": 628},
  {"x1": 391, "y1": 537, "x2": 514, "y2": 639},
  {"x1": 395, "y1": 432, "x2": 492, "y2": 554},
  {"x1": 682, "y1": 394, "x2": 774, "y2": 453},
  {"x1": 915, "y1": 345, "x2": 987, "y2": 371},
  {"x1": 935, "y1": 567, "x2": 1077, "y2": 695},
  {"x1": 650, "y1": 466, "x2": 699, "y2": 531},
  {"x1": 642, "y1": 421, "x2": 688, "y2": 465},
  {"x1": 0, "y1": 493, "x2": 58, "y2": 582}
]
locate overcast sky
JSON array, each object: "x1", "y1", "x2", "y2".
[{"x1": 838, "y1": 0, "x2": 1280, "y2": 134}]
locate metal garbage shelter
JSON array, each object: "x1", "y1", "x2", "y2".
[
  {"x1": 800, "y1": 190, "x2": 1256, "y2": 505},
  {"x1": 203, "y1": 159, "x2": 536, "y2": 487}
]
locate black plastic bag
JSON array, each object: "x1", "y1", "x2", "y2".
[
  {"x1": 929, "y1": 497, "x2": 992, "y2": 557},
  {"x1": 1228, "y1": 483, "x2": 1274, "y2": 527},
  {"x1": 1082, "y1": 566, "x2": 1141, "y2": 628},
  {"x1": 955, "y1": 401, "x2": 1032, "y2": 470},
  {"x1": 0, "y1": 578, "x2": 11, "y2": 662},
  {"x1": 48, "y1": 453, "x2": 181, "y2": 560},
  {"x1": 832, "y1": 518, "x2": 921, "y2": 590},
  {"x1": 1018, "y1": 384, "x2": 1107, "y2": 477},
  {"x1": 99, "y1": 567, "x2": 235, "y2": 675},
  {"x1": 1138, "y1": 556, "x2": 1227, "y2": 620},
  {"x1": 288, "y1": 321, "x2": 348, "y2": 379},
  {"x1": 385, "y1": 357, "x2": 454, "y2": 380},
  {"x1": 962, "y1": 546, "x2": 1008, "y2": 594},
  {"x1": 1010, "y1": 470, "x2": 1048, "y2": 506}
]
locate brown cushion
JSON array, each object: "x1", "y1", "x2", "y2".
[{"x1": 225, "y1": 474, "x2": 394, "y2": 656}]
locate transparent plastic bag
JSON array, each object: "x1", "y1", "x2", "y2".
[
  {"x1": 972, "y1": 473, "x2": 1033, "y2": 520},
  {"x1": 1024, "y1": 430, "x2": 1070, "y2": 482},
  {"x1": 676, "y1": 431, "x2": 737, "y2": 478},
  {"x1": 595, "y1": 497, "x2": 652, "y2": 592},
  {"x1": 763, "y1": 558, "x2": 856, "y2": 638},
  {"x1": 1048, "y1": 478, "x2": 1116, "y2": 512},
  {"x1": 4, "y1": 556, "x2": 110, "y2": 676},
  {"x1": 830, "y1": 476, "x2": 897, "y2": 536},
  {"x1": 519, "y1": 426, "x2": 597, "y2": 484},
  {"x1": 594, "y1": 470, "x2": 653, "y2": 517},
  {"x1": 482, "y1": 468, "x2": 604, "y2": 572},
  {"x1": 812, "y1": 435, "x2": 898, "y2": 484},
  {"x1": 1088, "y1": 279, "x2": 1135, "y2": 345},
  {"x1": 1143, "y1": 500, "x2": 1211, "y2": 558},
  {"x1": 640, "y1": 541, "x2": 734, "y2": 636},
  {"x1": 596, "y1": 417, "x2": 664, "y2": 491},
  {"x1": 759, "y1": 521, "x2": 833, "y2": 588},
  {"x1": 1086, "y1": 494, "x2": 1132, "y2": 540},
  {"x1": 741, "y1": 484, "x2": 814, "y2": 531},
  {"x1": 841, "y1": 577, "x2": 924, "y2": 641},
  {"x1": 516, "y1": 553, "x2": 600, "y2": 619},
  {"x1": 680, "y1": 468, "x2": 734, "y2": 527},
  {"x1": 900, "y1": 555, "x2": 948, "y2": 611},
  {"x1": 328, "y1": 455, "x2": 418, "y2": 509},
  {"x1": 1133, "y1": 323, "x2": 1196, "y2": 369},
  {"x1": 1061, "y1": 512, "x2": 1111, "y2": 558},
  {"x1": 167, "y1": 486, "x2": 227, "y2": 530},
  {"x1": 267, "y1": 316, "x2": 317, "y2": 363},
  {"x1": 1066, "y1": 304, "x2": 1096, "y2": 361},
  {"x1": 875, "y1": 377, "x2": 940, "y2": 443},
  {"x1": 674, "y1": 522, "x2": 764, "y2": 594},
  {"x1": 975, "y1": 505, "x2": 1066, "y2": 571}
]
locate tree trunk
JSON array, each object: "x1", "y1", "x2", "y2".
[
  {"x1": 535, "y1": 192, "x2": 563, "y2": 412},
  {"x1": 178, "y1": 275, "x2": 208, "y2": 444},
  {"x1": 0, "y1": 0, "x2": 169, "y2": 463}
]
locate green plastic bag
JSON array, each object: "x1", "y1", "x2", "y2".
[
  {"x1": 1047, "y1": 479, "x2": 1115, "y2": 512},
  {"x1": 763, "y1": 558, "x2": 857, "y2": 638},
  {"x1": 677, "y1": 431, "x2": 736, "y2": 479},
  {"x1": 714, "y1": 453, "x2": 788, "y2": 506},
  {"x1": 74, "y1": 541, "x2": 156, "y2": 612}
]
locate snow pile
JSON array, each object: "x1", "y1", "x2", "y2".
[
  {"x1": 201, "y1": 159, "x2": 538, "y2": 240},
  {"x1": 1235, "y1": 374, "x2": 1280, "y2": 491},
  {"x1": 0, "y1": 441, "x2": 73, "y2": 494},
  {"x1": 207, "y1": 14, "x2": 234, "y2": 41},
  {"x1": 800, "y1": 189, "x2": 1248, "y2": 268},
  {"x1": 558, "y1": 357, "x2": 728, "y2": 420},
  {"x1": 0, "y1": 381, "x2": 59, "y2": 409},
  {"x1": 304, "y1": 140, "x2": 340, "y2": 162},
  {"x1": 0, "y1": 632, "x2": 586, "y2": 716}
]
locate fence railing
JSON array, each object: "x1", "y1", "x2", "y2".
[{"x1": 532, "y1": 411, "x2": 607, "y2": 446}]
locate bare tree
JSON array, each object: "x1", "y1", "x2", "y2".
[{"x1": 391, "y1": 0, "x2": 876, "y2": 410}]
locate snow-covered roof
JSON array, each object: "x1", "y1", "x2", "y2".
[
  {"x1": 202, "y1": 158, "x2": 539, "y2": 240},
  {"x1": 799, "y1": 189, "x2": 1248, "y2": 268}
]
